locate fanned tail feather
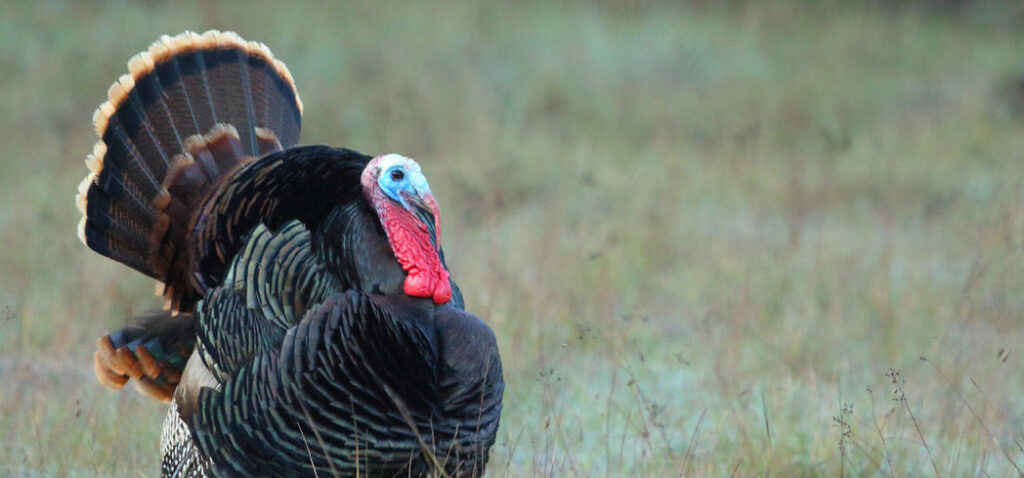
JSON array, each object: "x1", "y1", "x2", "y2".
[
  {"x1": 76, "y1": 30, "x2": 303, "y2": 309},
  {"x1": 93, "y1": 310, "x2": 196, "y2": 403}
]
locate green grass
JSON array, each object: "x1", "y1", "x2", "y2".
[{"x1": 4, "y1": 0, "x2": 1024, "y2": 476}]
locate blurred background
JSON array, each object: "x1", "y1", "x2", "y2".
[{"x1": 4, "y1": 0, "x2": 1024, "y2": 475}]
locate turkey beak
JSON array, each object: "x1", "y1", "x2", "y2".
[{"x1": 402, "y1": 190, "x2": 441, "y2": 248}]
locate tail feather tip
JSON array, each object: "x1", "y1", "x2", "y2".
[
  {"x1": 126, "y1": 50, "x2": 155, "y2": 80},
  {"x1": 94, "y1": 350, "x2": 129, "y2": 389}
]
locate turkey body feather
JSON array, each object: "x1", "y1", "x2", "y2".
[
  {"x1": 78, "y1": 30, "x2": 502, "y2": 478},
  {"x1": 192, "y1": 290, "x2": 501, "y2": 477}
]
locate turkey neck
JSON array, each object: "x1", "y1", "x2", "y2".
[{"x1": 315, "y1": 200, "x2": 407, "y2": 295}]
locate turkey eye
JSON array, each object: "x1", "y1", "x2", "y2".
[{"x1": 390, "y1": 169, "x2": 405, "y2": 181}]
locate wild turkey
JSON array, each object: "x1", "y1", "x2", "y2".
[{"x1": 77, "y1": 30, "x2": 503, "y2": 477}]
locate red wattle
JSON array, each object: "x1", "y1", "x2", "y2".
[{"x1": 372, "y1": 188, "x2": 451, "y2": 305}]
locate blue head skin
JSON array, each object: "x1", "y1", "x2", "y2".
[{"x1": 375, "y1": 154, "x2": 433, "y2": 211}]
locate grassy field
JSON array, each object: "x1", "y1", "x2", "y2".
[{"x1": 4, "y1": 0, "x2": 1024, "y2": 476}]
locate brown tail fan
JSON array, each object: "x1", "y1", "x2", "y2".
[
  {"x1": 92, "y1": 310, "x2": 196, "y2": 403},
  {"x1": 75, "y1": 30, "x2": 302, "y2": 311}
]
